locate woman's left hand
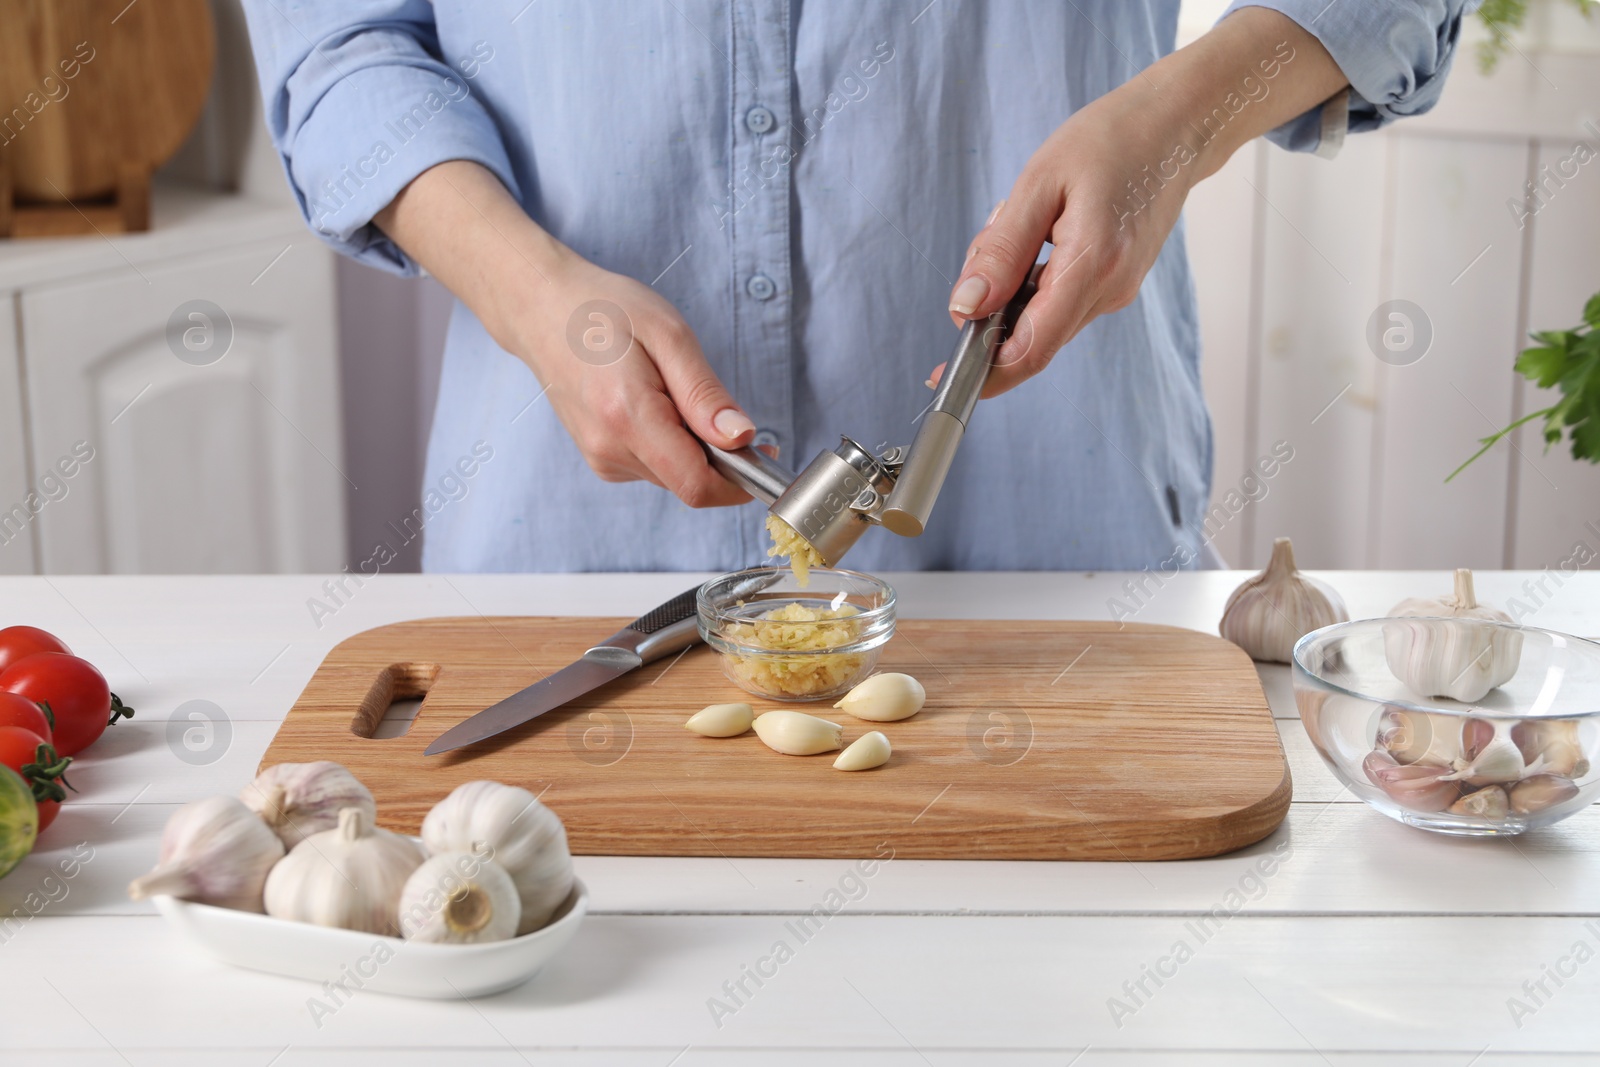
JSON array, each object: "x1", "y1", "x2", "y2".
[{"x1": 940, "y1": 7, "x2": 1347, "y2": 397}]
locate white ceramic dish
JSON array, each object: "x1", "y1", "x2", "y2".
[{"x1": 151, "y1": 878, "x2": 587, "y2": 999}]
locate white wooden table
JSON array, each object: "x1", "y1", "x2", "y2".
[{"x1": 2, "y1": 571, "x2": 1597, "y2": 1066}]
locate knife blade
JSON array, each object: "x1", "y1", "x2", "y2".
[{"x1": 424, "y1": 583, "x2": 709, "y2": 756}]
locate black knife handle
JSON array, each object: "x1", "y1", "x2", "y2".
[{"x1": 628, "y1": 585, "x2": 703, "y2": 634}]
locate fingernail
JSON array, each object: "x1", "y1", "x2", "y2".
[
  {"x1": 948, "y1": 275, "x2": 989, "y2": 316},
  {"x1": 713, "y1": 408, "x2": 755, "y2": 440},
  {"x1": 986, "y1": 198, "x2": 1006, "y2": 226},
  {"x1": 924, "y1": 378, "x2": 936, "y2": 390}
]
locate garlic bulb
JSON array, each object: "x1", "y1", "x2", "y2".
[
  {"x1": 128, "y1": 795, "x2": 285, "y2": 911},
  {"x1": 264, "y1": 807, "x2": 424, "y2": 935},
  {"x1": 422, "y1": 781, "x2": 574, "y2": 935},
  {"x1": 753, "y1": 710, "x2": 843, "y2": 755},
  {"x1": 1362, "y1": 750, "x2": 1460, "y2": 812},
  {"x1": 398, "y1": 851, "x2": 521, "y2": 944},
  {"x1": 834, "y1": 731, "x2": 891, "y2": 771},
  {"x1": 241, "y1": 761, "x2": 376, "y2": 848},
  {"x1": 834, "y1": 673, "x2": 925, "y2": 722},
  {"x1": 1219, "y1": 538, "x2": 1348, "y2": 663},
  {"x1": 1383, "y1": 569, "x2": 1523, "y2": 702},
  {"x1": 685, "y1": 703, "x2": 754, "y2": 737}
]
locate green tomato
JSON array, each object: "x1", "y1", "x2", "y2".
[{"x1": 0, "y1": 764, "x2": 38, "y2": 880}]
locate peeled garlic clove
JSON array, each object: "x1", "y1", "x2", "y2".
[
  {"x1": 1219, "y1": 537, "x2": 1348, "y2": 663},
  {"x1": 1509, "y1": 774, "x2": 1580, "y2": 815},
  {"x1": 1512, "y1": 719, "x2": 1587, "y2": 779},
  {"x1": 1449, "y1": 785, "x2": 1509, "y2": 819},
  {"x1": 398, "y1": 851, "x2": 521, "y2": 944},
  {"x1": 834, "y1": 731, "x2": 891, "y2": 771},
  {"x1": 241, "y1": 761, "x2": 376, "y2": 849},
  {"x1": 753, "y1": 710, "x2": 843, "y2": 755},
  {"x1": 1443, "y1": 718, "x2": 1526, "y2": 786},
  {"x1": 1362, "y1": 750, "x2": 1460, "y2": 812},
  {"x1": 264, "y1": 807, "x2": 425, "y2": 936},
  {"x1": 1383, "y1": 569, "x2": 1523, "y2": 702},
  {"x1": 422, "y1": 781, "x2": 575, "y2": 935},
  {"x1": 1377, "y1": 707, "x2": 1462, "y2": 767},
  {"x1": 128, "y1": 795, "x2": 286, "y2": 911},
  {"x1": 685, "y1": 703, "x2": 755, "y2": 737},
  {"x1": 834, "y1": 673, "x2": 925, "y2": 722}
]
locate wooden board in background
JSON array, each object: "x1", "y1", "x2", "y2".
[{"x1": 259, "y1": 618, "x2": 1291, "y2": 861}]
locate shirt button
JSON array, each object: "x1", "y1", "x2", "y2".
[
  {"x1": 752, "y1": 428, "x2": 779, "y2": 451},
  {"x1": 745, "y1": 106, "x2": 775, "y2": 135},
  {"x1": 746, "y1": 273, "x2": 777, "y2": 301}
]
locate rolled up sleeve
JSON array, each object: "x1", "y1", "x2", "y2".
[
  {"x1": 239, "y1": 0, "x2": 519, "y2": 274},
  {"x1": 1221, "y1": 0, "x2": 1480, "y2": 155}
]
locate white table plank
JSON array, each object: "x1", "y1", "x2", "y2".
[
  {"x1": 17, "y1": 792, "x2": 1600, "y2": 921},
  {"x1": 30, "y1": 1053, "x2": 1600, "y2": 1067},
  {"x1": 5, "y1": 913, "x2": 1600, "y2": 1055}
]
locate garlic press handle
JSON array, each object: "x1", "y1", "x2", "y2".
[
  {"x1": 879, "y1": 263, "x2": 1041, "y2": 537},
  {"x1": 702, "y1": 442, "x2": 797, "y2": 505}
]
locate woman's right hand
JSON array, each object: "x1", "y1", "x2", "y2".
[{"x1": 375, "y1": 161, "x2": 757, "y2": 508}]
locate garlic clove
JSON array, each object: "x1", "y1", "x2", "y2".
[
  {"x1": 685, "y1": 702, "x2": 755, "y2": 737},
  {"x1": 1512, "y1": 719, "x2": 1587, "y2": 779},
  {"x1": 1442, "y1": 718, "x2": 1526, "y2": 786},
  {"x1": 1219, "y1": 537, "x2": 1349, "y2": 664},
  {"x1": 1509, "y1": 774, "x2": 1580, "y2": 815},
  {"x1": 1377, "y1": 707, "x2": 1462, "y2": 767},
  {"x1": 1384, "y1": 569, "x2": 1523, "y2": 702},
  {"x1": 1449, "y1": 785, "x2": 1509, "y2": 820},
  {"x1": 241, "y1": 761, "x2": 376, "y2": 849},
  {"x1": 833, "y1": 673, "x2": 925, "y2": 722},
  {"x1": 421, "y1": 781, "x2": 575, "y2": 935},
  {"x1": 753, "y1": 710, "x2": 844, "y2": 755},
  {"x1": 264, "y1": 806, "x2": 425, "y2": 936},
  {"x1": 398, "y1": 851, "x2": 521, "y2": 944},
  {"x1": 1362, "y1": 750, "x2": 1461, "y2": 812},
  {"x1": 128, "y1": 795, "x2": 286, "y2": 911},
  {"x1": 834, "y1": 731, "x2": 891, "y2": 771}
]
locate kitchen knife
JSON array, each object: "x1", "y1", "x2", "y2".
[{"x1": 423, "y1": 585, "x2": 706, "y2": 756}]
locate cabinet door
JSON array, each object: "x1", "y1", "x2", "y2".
[
  {"x1": 0, "y1": 294, "x2": 39, "y2": 575},
  {"x1": 20, "y1": 238, "x2": 346, "y2": 573}
]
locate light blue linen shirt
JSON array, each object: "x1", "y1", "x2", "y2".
[{"x1": 241, "y1": 0, "x2": 1473, "y2": 573}]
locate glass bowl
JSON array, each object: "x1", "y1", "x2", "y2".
[
  {"x1": 696, "y1": 567, "x2": 896, "y2": 703},
  {"x1": 1293, "y1": 618, "x2": 1600, "y2": 836}
]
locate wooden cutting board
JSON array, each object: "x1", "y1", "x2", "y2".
[
  {"x1": 260, "y1": 618, "x2": 1291, "y2": 861},
  {"x1": 0, "y1": 0, "x2": 214, "y2": 234}
]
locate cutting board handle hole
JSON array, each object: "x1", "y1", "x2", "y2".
[{"x1": 352, "y1": 662, "x2": 441, "y2": 740}]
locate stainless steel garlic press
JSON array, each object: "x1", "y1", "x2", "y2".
[{"x1": 703, "y1": 266, "x2": 1040, "y2": 565}]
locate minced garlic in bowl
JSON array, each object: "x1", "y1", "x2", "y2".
[{"x1": 696, "y1": 567, "x2": 896, "y2": 703}]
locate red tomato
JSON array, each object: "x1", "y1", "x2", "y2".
[
  {"x1": 0, "y1": 653, "x2": 110, "y2": 757},
  {"x1": 0, "y1": 725, "x2": 70, "y2": 832},
  {"x1": 0, "y1": 692, "x2": 52, "y2": 742},
  {"x1": 0, "y1": 626, "x2": 71, "y2": 675}
]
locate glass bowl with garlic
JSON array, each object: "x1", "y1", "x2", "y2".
[
  {"x1": 697, "y1": 566, "x2": 896, "y2": 702},
  {"x1": 1294, "y1": 618, "x2": 1600, "y2": 836}
]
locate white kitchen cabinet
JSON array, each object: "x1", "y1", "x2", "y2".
[
  {"x1": 0, "y1": 296, "x2": 37, "y2": 575},
  {"x1": 0, "y1": 185, "x2": 346, "y2": 574}
]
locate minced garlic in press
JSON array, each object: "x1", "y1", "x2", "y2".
[{"x1": 765, "y1": 514, "x2": 825, "y2": 588}]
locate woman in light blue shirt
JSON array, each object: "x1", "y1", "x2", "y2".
[{"x1": 241, "y1": 1, "x2": 1472, "y2": 572}]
